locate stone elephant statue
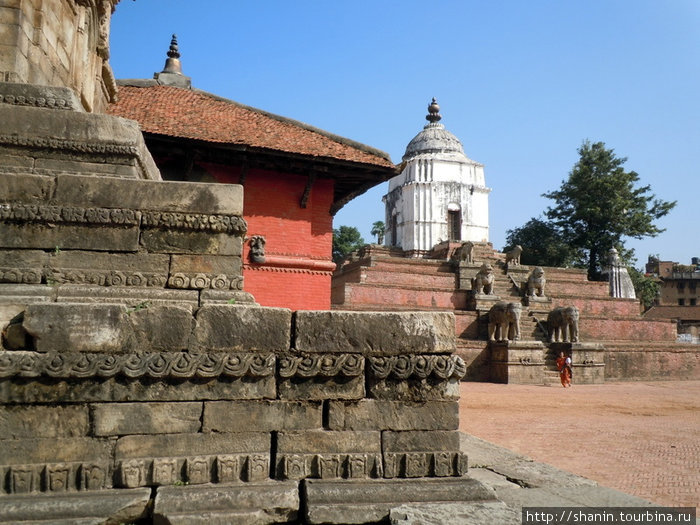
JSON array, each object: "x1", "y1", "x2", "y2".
[
  {"x1": 547, "y1": 306, "x2": 580, "y2": 343},
  {"x1": 472, "y1": 263, "x2": 494, "y2": 295},
  {"x1": 488, "y1": 301, "x2": 522, "y2": 341}
]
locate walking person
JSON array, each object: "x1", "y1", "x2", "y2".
[{"x1": 556, "y1": 351, "x2": 572, "y2": 388}]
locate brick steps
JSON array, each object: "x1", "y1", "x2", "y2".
[{"x1": 334, "y1": 283, "x2": 468, "y2": 310}]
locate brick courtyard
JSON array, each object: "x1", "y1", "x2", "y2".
[{"x1": 459, "y1": 380, "x2": 700, "y2": 511}]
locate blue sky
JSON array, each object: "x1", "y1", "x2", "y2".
[{"x1": 109, "y1": 1, "x2": 699, "y2": 268}]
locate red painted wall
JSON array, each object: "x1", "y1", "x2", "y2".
[{"x1": 203, "y1": 163, "x2": 335, "y2": 310}]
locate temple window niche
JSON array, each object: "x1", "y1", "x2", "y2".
[{"x1": 447, "y1": 204, "x2": 461, "y2": 241}]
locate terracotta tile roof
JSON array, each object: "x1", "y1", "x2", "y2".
[
  {"x1": 108, "y1": 83, "x2": 394, "y2": 169},
  {"x1": 643, "y1": 305, "x2": 700, "y2": 321}
]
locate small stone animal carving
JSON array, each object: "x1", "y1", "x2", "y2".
[
  {"x1": 249, "y1": 235, "x2": 266, "y2": 264},
  {"x1": 527, "y1": 266, "x2": 546, "y2": 297},
  {"x1": 488, "y1": 301, "x2": 522, "y2": 341},
  {"x1": 547, "y1": 306, "x2": 580, "y2": 343},
  {"x1": 455, "y1": 241, "x2": 474, "y2": 264},
  {"x1": 472, "y1": 263, "x2": 494, "y2": 295},
  {"x1": 505, "y1": 245, "x2": 522, "y2": 267}
]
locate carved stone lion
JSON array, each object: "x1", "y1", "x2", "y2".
[
  {"x1": 547, "y1": 306, "x2": 580, "y2": 343},
  {"x1": 505, "y1": 245, "x2": 522, "y2": 267},
  {"x1": 488, "y1": 301, "x2": 522, "y2": 341},
  {"x1": 455, "y1": 241, "x2": 474, "y2": 264},
  {"x1": 527, "y1": 266, "x2": 546, "y2": 297},
  {"x1": 472, "y1": 263, "x2": 494, "y2": 295}
]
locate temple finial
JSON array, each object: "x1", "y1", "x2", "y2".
[
  {"x1": 426, "y1": 97, "x2": 441, "y2": 123},
  {"x1": 161, "y1": 34, "x2": 183, "y2": 75}
]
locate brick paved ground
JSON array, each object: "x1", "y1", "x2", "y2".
[{"x1": 459, "y1": 380, "x2": 700, "y2": 511}]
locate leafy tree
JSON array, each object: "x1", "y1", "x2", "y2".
[
  {"x1": 628, "y1": 267, "x2": 659, "y2": 311},
  {"x1": 370, "y1": 221, "x2": 385, "y2": 244},
  {"x1": 504, "y1": 217, "x2": 579, "y2": 267},
  {"x1": 543, "y1": 141, "x2": 676, "y2": 280},
  {"x1": 332, "y1": 225, "x2": 365, "y2": 265}
]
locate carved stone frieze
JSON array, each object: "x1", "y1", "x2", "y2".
[
  {"x1": 115, "y1": 454, "x2": 269, "y2": 488},
  {"x1": 278, "y1": 354, "x2": 364, "y2": 379},
  {"x1": 0, "y1": 203, "x2": 140, "y2": 226},
  {"x1": 0, "y1": 135, "x2": 140, "y2": 157},
  {"x1": 367, "y1": 355, "x2": 466, "y2": 381},
  {"x1": 168, "y1": 273, "x2": 243, "y2": 290},
  {"x1": 2, "y1": 462, "x2": 110, "y2": 493},
  {"x1": 48, "y1": 269, "x2": 167, "y2": 287},
  {"x1": 278, "y1": 453, "x2": 382, "y2": 480},
  {"x1": 0, "y1": 267, "x2": 42, "y2": 284},
  {"x1": 0, "y1": 352, "x2": 276, "y2": 379},
  {"x1": 383, "y1": 452, "x2": 467, "y2": 479},
  {"x1": 0, "y1": 94, "x2": 75, "y2": 110},
  {"x1": 0, "y1": 203, "x2": 246, "y2": 236},
  {"x1": 141, "y1": 211, "x2": 246, "y2": 234}
]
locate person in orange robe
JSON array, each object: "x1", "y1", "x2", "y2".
[{"x1": 556, "y1": 351, "x2": 572, "y2": 388}]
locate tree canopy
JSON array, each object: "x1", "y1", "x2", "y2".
[
  {"x1": 371, "y1": 221, "x2": 385, "y2": 244},
  {"x1": 504, "y1": 218, "x2": 579, "y2": 268},
  {"x1": 541, "y1": 140, "x2": 675, "y2": 280},
  {"x1": 332, "y1": 225, "x2": 365, "y2": 265}
]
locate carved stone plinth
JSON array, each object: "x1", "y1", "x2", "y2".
[
  {"x1": 551, "y1": 342, "x2": 606, "y2": 384},
  {"x1": 490, "y1": 341, "x2": 545, "y2": 384},
  {"x1": 466, "y1": 292, "x2": 502, "y2": 312},
  {"x1": 457, "y1": 263, "x2": 484, "y2": 291},
  {"x1": 523, "y1": 295, "x2": 552, "y2": 307}
]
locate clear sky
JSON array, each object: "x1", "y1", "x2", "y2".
[{"x1": 109, "y1": 1, "x2": 699, "y2": 268}]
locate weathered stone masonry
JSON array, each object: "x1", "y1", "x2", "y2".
[{"x1": 0, "y1": 307, "x2": 472, "y2": 522}]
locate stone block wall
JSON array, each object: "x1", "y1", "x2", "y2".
[
  {"x1": 0, "y1": 172, "x2": 252, "y2": 330},
  {"x1": 0, "y1": 0, "x2": 118, "y2": 112},
  {"x1": 0, "y1": 308, "x2": 467, "y2": 496}
]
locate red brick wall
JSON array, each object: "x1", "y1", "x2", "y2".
[{"x1": 203, "y1": 163, "x2": 335, "y2": 310}]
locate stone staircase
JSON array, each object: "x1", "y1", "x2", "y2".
[{"x1": 332, "y1": 243, "x2": 687, "y2": 383}]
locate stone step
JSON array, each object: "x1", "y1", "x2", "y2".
[
  {"x1": 0, "y1": 488, "x2": 151, "y2": 524},
  {"x1": 303, "y1": 477, "x2": 496, "y2": 524},
  {"x1": 153, "y1": 481, "x2": 300, "y2": 525}
]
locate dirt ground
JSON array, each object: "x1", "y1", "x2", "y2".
[{"x1": 458, "y1": 380, "x2": 700, "y2": 510}]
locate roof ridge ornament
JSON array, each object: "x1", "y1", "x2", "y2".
[
  {"x1": 161, "y1": 34, "x2": 183, "y2": 75},
  {"x1": 426, "y1": 97, "x2": 441, "y2": 124}
]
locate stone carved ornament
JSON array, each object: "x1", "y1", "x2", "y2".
[
  {"x1": 471, "y1": 263, "x2": 494, "y2": 295},
  {"x1": 527, "y1": 266, "x2": 546, "y2": 297},
  {"x1": 367, "y1": 355, "x2": 466, "y2": 381},
  {"x1": 505, "y1": 245, "x2": 522, "y2": 267},
  {"x1": 547, "y1": 306, "x2": 580, "y2": 343},
  {"x1": 487, "y1": 302, "x2": 522, "y2": 341},
  {"x1": 278, "y1": 354, "x2": 364, "y2": 378},
  {"x1": 0, "y1": 352, "x2": 275, "y2": 379}
]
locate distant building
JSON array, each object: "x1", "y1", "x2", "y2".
[
  {"x1": 645, "y1": 256, "x2": 700, "y2": 306},
  {"x1": 643, "y1": 256, "x2": 700, "y2": 343},
  {"x1": 383, "y1": 99, "x2": 490, "y2": 256},
  {"x1": 109, "y1": 37, "x2": 395, "y2": 310}
]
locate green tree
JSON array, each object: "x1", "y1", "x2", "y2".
[
  {"x1": 370, "y1": 221, "x2": 385, "y2": 244},
  {"x1": 332, "y1": 225, "x2": 365, "y2": 265},
  {"x1": 628, "y1": 266, "x2": 659, "y2": 311},
  {"x1": 544, "y1": 141, "x2": 676, "y2": 280},
  {"x1": 504, "y1": 217, "x2": 579, "y2": 267}
]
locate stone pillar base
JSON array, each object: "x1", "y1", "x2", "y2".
[{"x1": 490, "y1": 341, "x2": 545, "y2": 384}]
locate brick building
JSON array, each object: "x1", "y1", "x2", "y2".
[
  {"x1": 645, "y1": 256, "x2": 700, "y2": 306},
  {"x1": 109, "y1": 37, "x2": 395, "y2": 310}
]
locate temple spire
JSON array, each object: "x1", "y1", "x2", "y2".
[
  {"x1": 154, "y1": 34, "x2": 191, "y2": 88},
  {"x1": 161, "y1": 34, "x2": 183, "y2": 75},
  {"x1": 426, "y1": 97, "x2": 441, "y2": 124}
]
